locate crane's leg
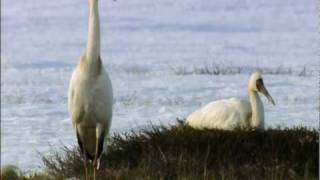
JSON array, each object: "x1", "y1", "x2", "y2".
[
  {"x1": 76, "y1": 130, "x2": 89, "y2": 180},
  {"x1": 93, "y1": 136, "x2": 99, "y2": 180},
  {"x1": 83, "y1": 152, "x2": 89, "y2": 180}
]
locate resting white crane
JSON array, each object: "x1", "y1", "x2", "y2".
[
  {"x1": 68, "y1": 0, "x2": 113, "y2": 179},
  {"x1": 186, "y1": 72, "x2": 275, "y2": 130}
]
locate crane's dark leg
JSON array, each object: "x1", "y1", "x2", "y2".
[
  {"x1": 93, "y1": 137, "x2": 99, "y2": 180},
  {"x1": 93, "y1": 131, "x2": 105, "y2": 180},
  {"x1": 76, "y1": 131, "x2": 89, "y2": 180},
  {"x1": 83, "y1": 152, "x2": 89, "y2": 180}
]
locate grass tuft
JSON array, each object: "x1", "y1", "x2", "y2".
[
  {"x1": 3, "y1": 121, "x2": 319, "y2": 180},
  {"x1": 1, "y1": 165, "x2": 21, "y2": 180}
]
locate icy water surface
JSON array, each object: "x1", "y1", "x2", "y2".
[{"x1": 2, "y1": 0, "x2": 318, "y2": 170}]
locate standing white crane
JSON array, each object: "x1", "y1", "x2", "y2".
[
  {"x1": 186, "y1": 72, "x2": 275, "y2": 130},
  {"x1": 68, "y1": 0, "x2": 113, "y2": 179}
]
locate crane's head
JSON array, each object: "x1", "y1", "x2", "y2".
[{"x1": 248, "y1": 72, "x2": 275, "y2": 105}]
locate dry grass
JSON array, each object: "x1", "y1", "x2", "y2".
[
  {"x1": 2, "y1": 121, "x2": 318, "y2": 180},
  {"x1": 170, "y1": 64, "x2": 313, "y2": 77}
]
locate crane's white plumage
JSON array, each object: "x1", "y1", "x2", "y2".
[
  {"x1": 68, "y1": 0, "x2": 112, "y2": 179},
  {"x1": 68, "y1": 56, "x2": 113, "y2": 157},
  {"x1": 186, "y1": 72, "x2": 275, "y2": 130}
]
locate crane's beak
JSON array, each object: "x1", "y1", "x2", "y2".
[{"x1": 257, "y1": 80, "x2": 275, "y2": 105}]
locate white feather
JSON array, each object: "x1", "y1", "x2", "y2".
[
  {"x1": 187, "y1": 98, "x2": 251, "y2": 130},
  {"x1": 68, "y1": 57, "x2": 113, "y2": 156}
]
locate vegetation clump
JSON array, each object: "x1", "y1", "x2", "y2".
[
  {"x1": 170, "y1": 64, "x2": 313, "y2": 76},
  {"x1": 2, "y1": 121, "x2": 318, "y2": 180}
]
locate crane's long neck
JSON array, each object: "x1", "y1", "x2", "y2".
[
  {"x1": 249, "y1": 90, "x2": 264, "y2": 129},
  {"x1": 86, "y1": 1, "x2": 100, "y2": 62}
]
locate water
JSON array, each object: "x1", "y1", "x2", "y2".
[{"x1": 1, "y1": 0, "x2": 318, "y2": 170}]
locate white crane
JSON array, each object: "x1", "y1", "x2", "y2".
[
  {"x1": 186, "y1": 72, "x2": 275, "y2": 130},
  {"x1": 68, "y1": 0, "x2": 113, "y2": 179}
]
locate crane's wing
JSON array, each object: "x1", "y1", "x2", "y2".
[{"x1": 68, "y1": 55, "x2": 87, "y2": 129}]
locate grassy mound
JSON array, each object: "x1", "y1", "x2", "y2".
[{"x1": 3, "y1": 121, "x2": 319, "y2": 180}]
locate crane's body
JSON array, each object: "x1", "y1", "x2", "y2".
[
  {"x1": 187, "y1": 98, "x2": 253, "y2": 130},
  {"x1": 186, "y1": 72, "x2": 274, "y2": 130},
  {"x1": 68, "y1": 55, "x2": 113, "y2": 160}
]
